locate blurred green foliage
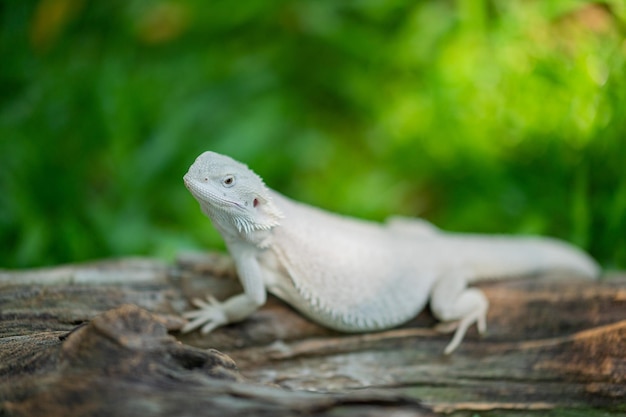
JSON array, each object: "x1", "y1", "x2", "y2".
[{"x1": 1, "y1": 0, "x2": 625, "y2": 269}]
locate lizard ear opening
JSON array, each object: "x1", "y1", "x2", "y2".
[{"x1": 253, "y1": 195, "x2": 283, "y2": 229}]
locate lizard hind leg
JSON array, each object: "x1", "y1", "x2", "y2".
[{"x1": 430, "y1": 269, "x2": 489, "y2": 355}]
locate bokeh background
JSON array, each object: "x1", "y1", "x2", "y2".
[{"x1": 1, "y1": 0, "x2": 625, "y2": 269}]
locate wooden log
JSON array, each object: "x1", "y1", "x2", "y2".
[
  {"x1": 1, "y1": 304, "x2": 432, "y2": 417},
  {"x1": 1, "y1": 253, "x2": 624, "y2": 416}
]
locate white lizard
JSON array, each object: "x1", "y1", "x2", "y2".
[{"x1": 181, "y1": 151, "x2": 600, "y2": 354}]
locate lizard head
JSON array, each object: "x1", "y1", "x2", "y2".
[{"x1": 183, "y1": 151, "x2": 283, "y2": 235}]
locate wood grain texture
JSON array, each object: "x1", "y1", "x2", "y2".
[{"x1": 1, "y1": 253, "x2": 624, "y2": 416}]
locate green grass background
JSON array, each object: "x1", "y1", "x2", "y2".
[{"x1": 1, "y1": 0, "x2": 625, "y2": 269}]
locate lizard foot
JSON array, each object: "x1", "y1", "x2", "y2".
[
  {"x1": 435, "y1": 311, "x2": 487, "y2": 335},
  {"x1": 434, "y1": 321, "x2": 459, "y2": 334},
  {"x1": 430, "y1": 270, "x2": 489, "y2": 355},
  {"x1": 181, "y1": 295, "x2": 228, "y2": 334},
  {"x1": 442, "y1": 306, "x2": 487, "y2": 355}
]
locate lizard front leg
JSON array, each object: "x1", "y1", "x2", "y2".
[
  {"x1": 430, "y1": 269, "x2": 488, "y2": 354},
  {"x1": 181, "y1": 247, "x2": 266, "y2": 334}
]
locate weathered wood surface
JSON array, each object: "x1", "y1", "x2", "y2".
[{"x1": 1, "y1": 252, "x2": 625, "y2": 416}]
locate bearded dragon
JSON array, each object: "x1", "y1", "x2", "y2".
[{"x1": 181, "y1": 151, "x2": 599, "y2": 354}]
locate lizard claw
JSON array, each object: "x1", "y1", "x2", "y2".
[
  {"x1": 190, "y1": 295, "x2": 221, "y2": 310},
  {"x1": 181, "y1": 295, "x2": 228, "y2": 334}
]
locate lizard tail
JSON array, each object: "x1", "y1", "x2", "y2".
[
  {"x1": 446, "y1": 235, "x2": 601, "y2": 281},
  {"x1": 523, "y1": 236, "x2": 600, "y2": 279}
]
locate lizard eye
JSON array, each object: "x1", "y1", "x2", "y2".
[{"x1": 222, "y1": 175, "x2": 235, "y2": 187}]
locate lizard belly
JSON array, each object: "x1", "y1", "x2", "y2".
[
  {"x1": 262, "y1": 196, "x2": 438, "y2": 331},
  {"x1": 271, "y1": 242, "x2": 436, "y2": 332}
]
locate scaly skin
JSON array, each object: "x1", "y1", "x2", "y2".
[{"x1": 182, "y1": 151, "x2": 600, "y2": 354}]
